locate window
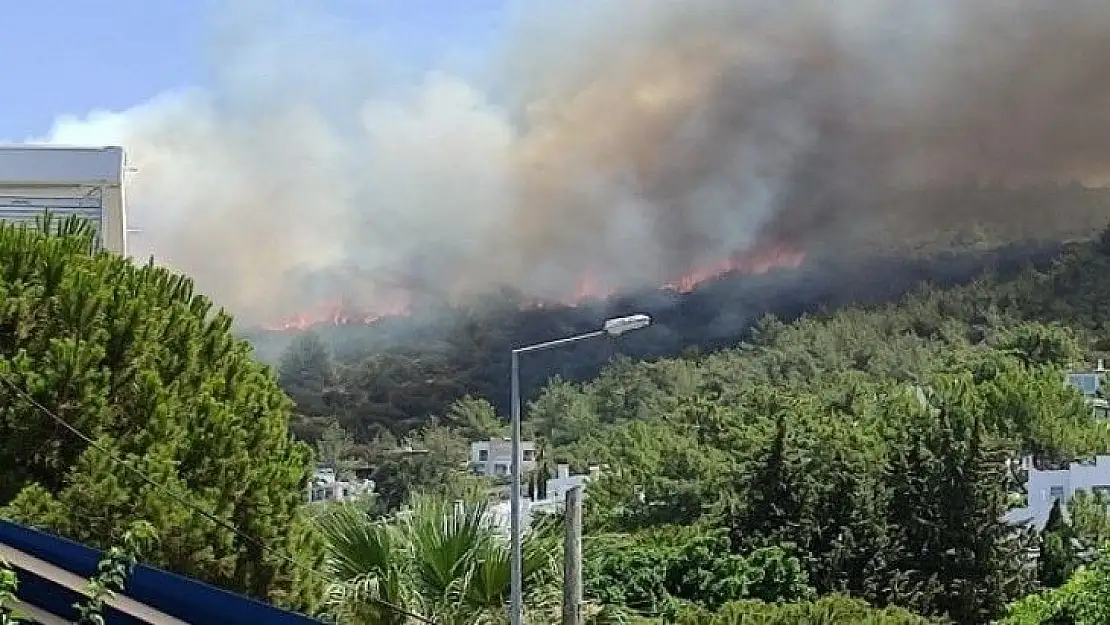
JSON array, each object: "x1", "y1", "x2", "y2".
[
  {"x1": 1092, "y1": 485, "x2": 1110, "y2": 496},
  {"x1": 1068, "y1": 373, "x2": 1101, "y2": 396},
  {"x1": 478, "y1": 449, "x2": 489, "y2": 461},
  {"x1": 1049, "y1": 485, "x2": 1065, "y2": 498},
  {"x1": 494, "y1": 464, "x2": 508, "y2": 475},
  {"x1": 523, "y1": 449, "x2": 536, "y2": 461}
]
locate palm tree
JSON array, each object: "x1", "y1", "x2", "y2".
[
  {"x1": 317, "y1": 504, "x2": 410, "y2": 624},
  {"x1": 317, "y1": 494, "x2": 560, "y2": 624}
]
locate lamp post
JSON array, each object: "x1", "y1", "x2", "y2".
[{"x1": 509, "y1": 314, "x2": 652, "y2": 625}]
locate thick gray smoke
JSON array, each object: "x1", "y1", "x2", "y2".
[{"x1": 39, "y1": 0, "x2": 1110, "y2": 323}]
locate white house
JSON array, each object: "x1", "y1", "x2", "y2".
[
  {"x1": 307, "y1": 467, "x2": 374, "y2": 504},
  {"x1": 487, "y1": 464, "x2": 599, "y2": 536},
  {"x1": 470, "y1": 438, "x2": 537, "y2": 477},
  {"x1": 1006, "y1": 455, "x2": 1110, "y2": 530},
  {"x1": 0, "y1": 145, "x2": 128, "y2": 254}
]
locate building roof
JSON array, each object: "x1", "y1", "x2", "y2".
[
  {"x1": 0, "y1": 145, "x2": 124, "y2": 186},
  {"x1": 0, "y1": 521, "x2": 321, "y2": 625},
  {"x1": 1067, "y1": 372, "x2": 1101, "y2": 396}
]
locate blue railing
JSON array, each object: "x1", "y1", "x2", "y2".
[{"x1": 0, "y1": 521, "x2": 322, "y2": 624}]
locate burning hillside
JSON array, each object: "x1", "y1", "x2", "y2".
[{"x1": 262, "y1": 242, "x2": 806, "y2": 332}]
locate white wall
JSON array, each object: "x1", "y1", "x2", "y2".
[
  {"x1": 486, "y1": 465, "x2": 599, "y2": 537},
  {"x1": 1006, "y1": 456, "x2": 1110, "y2": 529},
  {"x1": 544, "y1": 464, "x2": 595, "y2": 501},
  {"x1": 470, "y1": 439, "x2": 536, "y2": 477},
  {"x1": 0, "y1": 146, "x2": 127, "y2": 254}
]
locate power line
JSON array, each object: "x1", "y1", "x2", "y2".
[{"x1": 0, "y1": 372, "x2": 437, "y2": 625}]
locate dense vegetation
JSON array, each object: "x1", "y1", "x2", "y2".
[
  {"x1": 272, "y1": 240, "x2": 1067, "y2": 444},
  {"x1": 260, "y1": 181, "x2": 1110, "y2": 443},
  {"x1": 278, "y1": 223, "x2": 1110, "y2": 623},
  {"x1": 9, "y1": 204, "x2": 1110, "y2": 623},
  {"x1": 0, "y1": 216, "x2": 322, "y2": 611}
]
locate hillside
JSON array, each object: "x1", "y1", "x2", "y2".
[
  {"x1": 273, "y1": 224, "x2": 1110, "y2": 623},
  {"x1": 266, "y1": 236, "x2": 1076, "y2": 442},
  {"x1": 519, "y1": 234, "x2": 1110, "y2": 624}
]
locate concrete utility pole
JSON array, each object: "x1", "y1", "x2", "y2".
[{"x1": 562, "y1": 486, "x2": 583, "y2": 625}]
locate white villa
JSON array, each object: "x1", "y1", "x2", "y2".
[
  {"x1": 1006, "y1": 455, "x2": 1110, "y2": 530},
  {"x1": 470, "y1": 438, "x2": 537, "y2": 477},
  {"x1": 488, "y1": 464, "x2": 599, "y2": 535}
]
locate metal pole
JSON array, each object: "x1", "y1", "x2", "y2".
[
  {"x1": 509, "y1": 349, "x2": 523, "y2": 625},
  {"x1": 562, "y1": 486, "x2": 584, "y2": 625},
  {"x1": 506, "y1": 320, "x2": 646, "y2": 624}
]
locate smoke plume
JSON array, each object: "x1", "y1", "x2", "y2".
[{"x1": 36, "y1": 0, "x2": 1110, "y2": 323}]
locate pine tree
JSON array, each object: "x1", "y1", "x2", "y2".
[
  {"x1": 278, "y1": 330, "x2": 335, "y2": 420},
  {"x1": 881, "y1": 376, "x2": 1032, "y2": 622},
  {"x1": 537, "y1": 462, "x2": 551, "y2": 500},
  {"x1": 316, "y1": 422, "x2": 355, "y2": 478},
  {"x1": 0, "y1": 216, "x2": 322, "y2": 611},
  {"x1": 727, "y1": 412, "x2": 802, "y2": 550},
  {"x1": 1038, "y1": 497, "x2": 1079, "y2": 588}
]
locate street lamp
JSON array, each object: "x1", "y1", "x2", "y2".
[{"x1": 508, "y1": 313, "x2": 652, "y2": 625}]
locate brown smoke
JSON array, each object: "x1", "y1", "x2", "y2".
[
  {"x1": 37, "y1": 0, "x2": 1110, "y2": 322},
  {"x1": 504, "y1": 0, "x2": 1110, "y2": 268}
]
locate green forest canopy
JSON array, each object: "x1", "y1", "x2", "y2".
[{"x1": 278, "y1": 227, "x2": 1110, "y2": 622}]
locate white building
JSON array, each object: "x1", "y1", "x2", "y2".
[
  {"x1": 1066, "y1": 364, "x2": 1110, "y2": 419},
  {"x1": 1006, "y1": 455, "x2": 1110, "y2": 530},
  {"x1": 307, "y1": 467, "x2": 374, "y2": 504},
  {"x1": 488, "y1": 464, "x2": 599, "y2": 535},
  {"x1": 543, "y1": 464, "x2": 599, "y2": 502},
  {"x1": 0, "y1": 145, "x2": 128, "y2": 254},
  {"x1": 470, "y1": 438, "x2": 537, "y2": 477}
]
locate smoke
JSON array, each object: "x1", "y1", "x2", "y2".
[{"x1": 36, "y1": 0, "x2": 1110, "y2": 323}]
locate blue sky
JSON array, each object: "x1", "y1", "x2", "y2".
[{"x1": 0, "y1": 0, "x2": 507, "y2": 140}]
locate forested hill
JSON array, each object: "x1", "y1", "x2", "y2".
[{"x1": 261, "y1": 229, "x2": 1108, "y2": 443}]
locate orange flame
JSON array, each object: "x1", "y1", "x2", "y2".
[
  {"x1": 662, "y1": 244, "x2": 806, "y2": 294},
  {"x1": 263, "y1": 244, "x2": 805, "y2": 332},
  {"x1": 261, "y1": 293, "x2": 412, "y2": 332}
]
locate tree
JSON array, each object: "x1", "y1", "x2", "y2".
[
  {"x1": 279, "y1": 331, "x2": 335, "y2": 393},
  {"x1": 880, "y1": 377, "x2": 1032, "y2": 622},
  {"x1": 317, "y1": 494, "x2": 560, "y2": 625},
  {"x1": 316, "y1": 422, "x2": 356, "y2": 478},
  {"x1": 1038, "y1": 498, "x2": 1079, "y2": 589},
  {"x1": 584, "y1": 527, "x2": 813, "y2": 618},
  {"x1": 278, "y1": 331, "x2": 337, "y2": 440},
  {"x1": 729, "y1": 413, "x2": 799, "y2": 548},
  {"x1": 443, "y1": 396, "x2": 505, "y2": 440},
  {"x1": 1067, "y1": 489, "x2": 1110, "y2": 552},
  {"x1": 997, "y1": 323, "x2": 1083, "y2": 369},
  {"x1": 0, "y1": 216, "x2": 321, "y2": 610},
  {"x1": 367, "y1": 423, "x2": 477, "y2": 514},
  {"x1": 1002, "y1": 549, "x2": 1110, "y2": 625},
  {"x1": 670, "y1": 594, "x2": 940, "y2": 625}
]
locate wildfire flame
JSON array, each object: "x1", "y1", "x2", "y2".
[
  {"x1": 261, "y1": 293, "x2": 413, "y2": 332},
  {"x1": 661, "y1": 244, "x2": 805, "y2": 294},
  {"x1": 262, "y1": 244, "x2": 806, "y2": 332}
]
